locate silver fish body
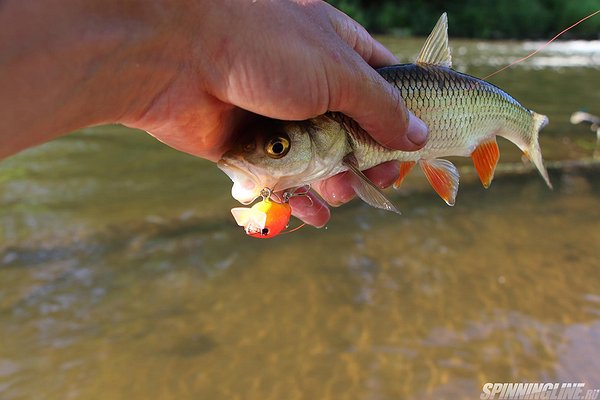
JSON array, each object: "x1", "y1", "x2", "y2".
[{"x1": 351, "y1": 63, "x2": 547, "y2": 163}]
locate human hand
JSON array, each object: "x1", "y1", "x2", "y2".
[
  {"x1": 0, "y1": 0, "x2": 426, "y2": 227},
  {"x1": 122, "y1": 0, "x2": 427, "y2": 227}
]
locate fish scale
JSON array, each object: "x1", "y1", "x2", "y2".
[
  {"x1": 385, "y1": 65, "x2": 531, "y2": 156},
  {"x1": 338, "y1": 63, "x2": 536, "y2": 168}
]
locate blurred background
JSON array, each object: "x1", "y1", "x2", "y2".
[
  {"x1": 329, "y1": 0, "x2": 600, "y2": 38},
  {"x1": 1, "y1": 2, "x2": 599, "y2": 399}
]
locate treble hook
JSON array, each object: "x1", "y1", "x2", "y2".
[{"x1": 283, "y1": 185, "x2": 314, "y2": 207}]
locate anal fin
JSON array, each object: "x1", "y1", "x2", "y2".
[
  {"x1": 419, "y1": 159, "x2": 460, "y2": 206},
  {"x1": 471, "y1": 138, "x2": 499, "y2": 188},
  {"x1": 393, "y1": 161, "x2": 416, "y2": 189}
]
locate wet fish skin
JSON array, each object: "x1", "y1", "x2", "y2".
[{"x1": 336, "y1": 62, "x2": 549, "y2": 174}]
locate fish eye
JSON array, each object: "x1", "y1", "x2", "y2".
[{"x1": 265, "y1": 135, "x2": 290, "y2": 159}]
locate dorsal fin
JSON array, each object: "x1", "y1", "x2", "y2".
[{"x1": 416, "y1": 13, "x2": 452, "y2": 67}]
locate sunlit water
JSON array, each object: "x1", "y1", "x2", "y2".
[{"x1": 1, "y1": 39, "x2": 599, "y2": 400}]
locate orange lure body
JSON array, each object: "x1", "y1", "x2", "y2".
[{"x1": 231, "y1": 197, "x2": 292, "y2": 239}]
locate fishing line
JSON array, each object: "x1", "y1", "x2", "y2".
[
  {"x1": 484, "y1": 9, "x2": 600, "y2": 80},
  {"x1": 281, "y1": 223, "x2": 307, "y2": 235}
]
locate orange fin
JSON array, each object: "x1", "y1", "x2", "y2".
[
  {"x1": 419, "y1": 159, "x2": 459, "y2": 206},
  {"x1": 393, "y1": 161, "x2": 416, "y2": 189},
  {"x1": 471, "y1": 138, "x2": 499, "y2": 188}
]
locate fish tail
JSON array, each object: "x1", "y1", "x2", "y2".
[{"x1": 524, "y1": 112, "x2": 552, "y2": 189}]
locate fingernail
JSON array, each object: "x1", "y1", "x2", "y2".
[{"x1": 406, "y1": 113, "x2": 428, "y2": 146}]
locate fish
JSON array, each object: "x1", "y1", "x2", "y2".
[
  {"x1": 231, "y1": 195, "x2": 292, "y2": 238},
  {"x1": 218, "y1": 13, "x2": 552, "y2": 214}
]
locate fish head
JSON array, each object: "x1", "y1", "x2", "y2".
[{"x1": 217, "y1": 119, "x2": 319, "y2": 204}]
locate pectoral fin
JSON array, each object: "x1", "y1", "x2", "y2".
[
  {"x1": 471, "y1": 138, "x2": 500, "y2": 188},
  {"x1": 343, "y1": 154, "x2": 401, "y2": 214},
  {"x1": 419, "y1": 159, "x2": 460, "y2": 206},
  {"x1": 393, "y1": 161, "x2": 416, "y2": 189}
]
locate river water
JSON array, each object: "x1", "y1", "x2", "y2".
[{"x1": 1, "y1": 39, "x2": 599, "y2": 400}]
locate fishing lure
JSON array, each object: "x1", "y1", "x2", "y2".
[{"x1": 230, "y1": 188, "x2": 292, "y2": 238}]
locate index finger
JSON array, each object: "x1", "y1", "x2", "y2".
[
  {"x1": 328, "y1": 10, "x2": 428, "y2": 151},
  {"x1": 331, "y1": 14, "x2": 399, "y2": 67}
]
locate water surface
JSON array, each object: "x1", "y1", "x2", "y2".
[{"x1": 1, "y1": 38, "x2": 599, "y2": 400}]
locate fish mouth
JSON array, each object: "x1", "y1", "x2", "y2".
[{"x1": 217, "y1": 159, "x2": 264, "y2": 205}]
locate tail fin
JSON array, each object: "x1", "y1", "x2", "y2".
[{"x1": 524, "y1": 112, "x2": 552, "y2": 189}]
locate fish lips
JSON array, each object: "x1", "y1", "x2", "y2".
[{"x1": 217, "y1": 159, "x2": 266, "y2": 205}]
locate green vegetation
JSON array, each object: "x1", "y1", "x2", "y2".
[{"x1": 327, "y1": 0, "x2": 600, "y2": 39}]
